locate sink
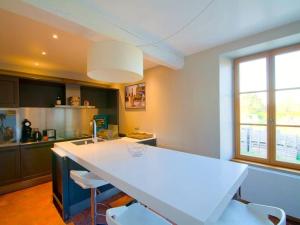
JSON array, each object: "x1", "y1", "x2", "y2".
[{"x1": 71, "y1": 138, "x2": 103, "y2": 146}]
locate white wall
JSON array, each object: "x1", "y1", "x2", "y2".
[
  {"x1": 242, "y1": 166, "x2": 300, "y2": 218},
  {"x1": 119, "y1": 21, "x2": 300, "y2": 158},
  {"x1": 119, "y1": 57, "x2": 220, "y2": 157},
  {"x1": 219, "y1": 57, "x2": 234, "y2": 160}
]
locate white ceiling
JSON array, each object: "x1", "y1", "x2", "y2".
[
  {"x1": 84, "y1": 0, "x2": 300, "y2": 55},
  {"x1": 0, "y1": 9, "x2": 89, "y2": 75},
  {"x1": 0, "y1": 9, "x2": 157, "y2": 81},
  {"x1": 0, "y1": 0, "x2": 300, "y2": 79}
]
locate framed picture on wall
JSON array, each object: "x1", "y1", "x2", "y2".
[{"x1": 125, "y1": 83, "x2": 146, "y2": 110}]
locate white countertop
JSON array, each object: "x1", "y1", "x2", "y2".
[{"x1": 53, "y1": 138, "x2": 247, "y2": 225}]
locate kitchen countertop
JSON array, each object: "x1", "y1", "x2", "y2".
[
  {"x1": 52, "y1": 136, "x2": 156, "y2": 157},
  {"x1": 52, "y1": 138, "x2": 247, "y2": 225},
  {"x1": 0, "y1": 135, "x2": 156, "y2": 148},
  {"x1": 0, "y1": 135, "x2": 93, "y2": 148}
]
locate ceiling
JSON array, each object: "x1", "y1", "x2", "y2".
[
  {"x1": 82, "y1": 0, "x2": 300, "y2": 55},
  {"x1": 0, "y1": 9, "x2": 157, "y2": 81},
  {"x1": 0, "y1": 0, "x2": 300, "y2": 80}
]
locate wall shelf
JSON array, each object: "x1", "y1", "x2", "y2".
[{"x1": 54, "y1": 105, "x2": 96, "y2": 109}]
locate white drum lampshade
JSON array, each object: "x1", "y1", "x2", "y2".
[{"x1": 87, "y1": 40, "x2": 143, "y2": 83}]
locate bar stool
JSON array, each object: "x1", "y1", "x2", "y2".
[
  {"x1": 106, "y1": 202, "x2": 172, "y2": 225},
  {"x1": 70, "y1": 170, "x2": 109, "y2": 225},
  {"x1": 212, "y1": 200, "x2": 286, "y2": 225}
]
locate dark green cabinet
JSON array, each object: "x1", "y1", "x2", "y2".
[
  {"x1": 0, "y1": 75, "x2": 19, "y2": 107},
  {"x1": 20, "y1": 143, "x2": 52, "y2": 179},
  {"x1": 0, "y1": 145, "x2": 20, "y2": 185}
]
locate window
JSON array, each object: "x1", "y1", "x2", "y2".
[{"x1": 235, "y1": 44, "x2": 300, "y2": 170}]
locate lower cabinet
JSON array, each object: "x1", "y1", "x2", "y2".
[
  {"x1": 0, "y1": 145, "x2": 20, "y2": 186},
  {"x1": 52, "y1": 153, "x2": 115, "y2": 220},
  {"x1": 0, "y1": 143, "x2": 53, "y2": 194},
  {"x1": 20, "y1": 143, "x2": 53, "y2": 179}
]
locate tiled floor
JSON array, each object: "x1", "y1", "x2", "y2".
[
  {"x1": 0, "y1": 182, "x2": 69, "y2": 225},
  {"x1": 0, "y1": 182, "x2": 299, "y2": 225}
]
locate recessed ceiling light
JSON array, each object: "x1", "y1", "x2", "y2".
[
  {"x1": 34, "y1": 62, "x2": 39, "y2": 66},
  {"x1": 42, "y1": 51, "x2": 47, "y2": 55},
  {"x1": 52, "y1": 34, "x2": 58, "y2": 39}
]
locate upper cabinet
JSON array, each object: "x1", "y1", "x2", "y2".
[
  {"x1": 0, "y1": 75, "x2": 119, "y2": 124},
  {"x1": 0, "y1": 75, "x2": 19, "y2": 107},
  {"x1": 80, "y1": 86, "x2": 119, "y2": 124},
  {"x1": 19, "y1": 79, "x2": 66, "y2": 107}
]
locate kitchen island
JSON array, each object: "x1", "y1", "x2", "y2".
[
  {"x1": 52, "y1": 137, "x2": 247, "y2": 225},
  {"x1": 51, "y1": 136, "x2": 156, "y2": 220}
]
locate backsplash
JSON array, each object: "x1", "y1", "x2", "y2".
[{"x1": 18, "y1": 107, "x2": 99, "y2": 139}]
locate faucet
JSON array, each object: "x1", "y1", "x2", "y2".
[{"x1": 92, "y1": 119, "x2": 97, "y2": 143}]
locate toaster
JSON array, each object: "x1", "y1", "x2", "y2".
[{"x1": 43, "y1": 129, "x2": 56, "y2": 139}]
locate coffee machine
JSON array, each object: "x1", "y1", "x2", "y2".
[{"x1": 21, "y1": 119, "x2": 32, "y2": 142}]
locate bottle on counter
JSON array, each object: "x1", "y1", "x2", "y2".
[{"x1": 56, "y1": 96, "x2": 62, "y2": 105}]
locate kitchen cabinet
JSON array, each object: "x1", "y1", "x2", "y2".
[
  {"x1": 20, "y1": 143, "x2": 53, "y2": 179},
  {"x1": 19, "y1": 79, "x2": 66, "y2": 107},
  {"x1": 80, "y1": 86, "x2": 119, "y2": 124},
  {"x1": 0, "y1": 75, "x2": 19, "y2": 107},
  {"x1": 0, "y1": 145, "x2": 20, "y2": 186}
]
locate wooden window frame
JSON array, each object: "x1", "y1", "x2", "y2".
[{"x1": 234, "y1": 43, "x2": 300, "y2": 170}]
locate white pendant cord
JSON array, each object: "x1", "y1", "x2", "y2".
[
  {"x1": 89, "y1": 0, "x2": 216, "y2": 49},
  {"x1": 137, "y1": 0, "x2": 216, "y2": 48}
]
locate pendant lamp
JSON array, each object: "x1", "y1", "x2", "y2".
[{"x1": 87, "y1": 40, "x2": 143, "y2": 83}]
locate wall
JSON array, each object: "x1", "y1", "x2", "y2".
[
  {"x1": 19, "y1": 107, "x2": 98, "y2": 138},
  {"x1": 242, "y1": 166, "x2": 300, "y2": 218},
  {"x1": 119, "y1": 20, "x2": 300, "y2": 158},
  {"x1": 219, "y1": 57, "x2": 234, "y2": 160},
  {"x1": 118, "y1": 59, "x2": 220, "y2": 157}
]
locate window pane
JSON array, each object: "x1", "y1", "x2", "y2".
[
  {"x1": 276, "y1": 89, "x2": 300, "y2": 126},
  {"x1": 239, "y1": 58, "x2": 267, "y2": 92},
  {"x1": 276, "y1": 127, "x2": 300, "y2": 164},
  {"x1": 240, "y1": 92, "x2": 267, "y2": 124},
  {"x1": 240, "y1": 125, "x2": 267, "y2": 159},
  {"x1": 275, "y1": 50, "x2": 300, "y2": 89}
]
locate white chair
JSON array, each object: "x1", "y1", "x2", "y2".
[
  {"x1": 212, "y1": 200, "x2": 286, "y2": 225},
  {"x1": 106, "y1": 203, "x2": 172, "y2": 225},
  {"x1": 70, "y1": 170, "x2": 109, "y2": 225}
]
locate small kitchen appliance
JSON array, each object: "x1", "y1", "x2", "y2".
[
  {"x1": 43, "y1": 129, "x2": 56, "y2": 139},
  {"x1": 32, "y1": 128, "x2": 42, "y2": 141},
  {"x1": 21, "y1": 119, "x2": 32, "y2": 142}
]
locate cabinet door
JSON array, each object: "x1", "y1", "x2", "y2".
[
  {"x1": 0, "y1": 75, "x2": 19, "y2": 107},
  {"x1": 0, "y1": 146, "x2": 20, "y2": 185},
  {"x1": 67, "y1": 159, "x2": 90, "y2": 205},
  {"x1": 20, "y1": 143, "x2": 52, "y2": 179}
]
